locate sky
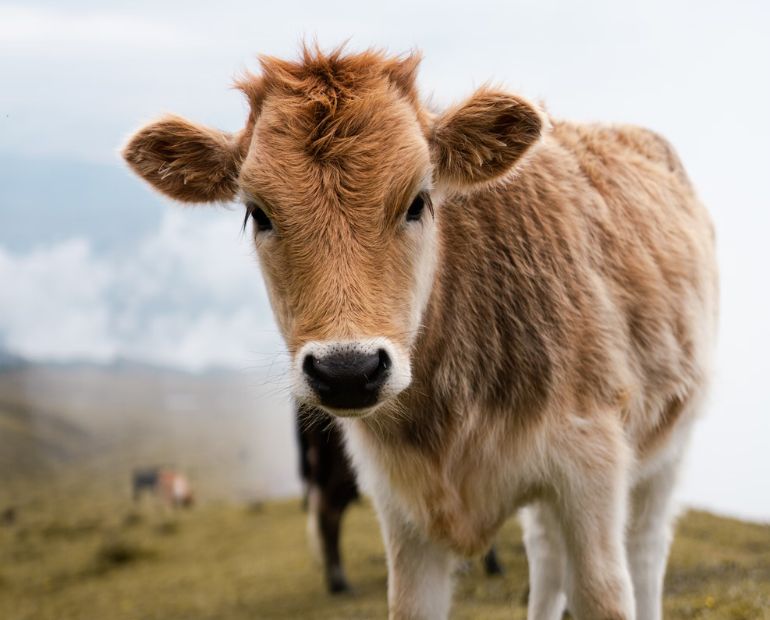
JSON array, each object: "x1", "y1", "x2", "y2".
[{"x1": 0, "y1": 0, "x2": 769, "y2": 520}]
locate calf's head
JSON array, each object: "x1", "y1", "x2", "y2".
[{"x1": 123, "y1": 48, "x2": 545, "y2": 416}]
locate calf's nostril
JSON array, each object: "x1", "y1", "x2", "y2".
[
  {"x1": 358, "y1": 351, "x2": 381, "y2": 379},
  {"x1": 377, "y1": 349, "x2": 390, "y2": 373},
  {"x1": 302, "y1": 354, "x2": 319, "y2": 380}
]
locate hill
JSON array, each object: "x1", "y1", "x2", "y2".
[
  {"x1": 0, "y1": 399, "x2": 88, "y2": 478},
  {"x1": 0, "y1": 363, "x2": 299, "y2": 500}
]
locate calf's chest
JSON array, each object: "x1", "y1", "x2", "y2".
[{"x1": 343, "y1": 417, "x2": 540, "y2": 556}]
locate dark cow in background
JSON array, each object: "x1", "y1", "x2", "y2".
[
  {"x1": 296, "y1": 404, "x2": 503, "y2": 594},
  {"x1": 297, "y1": 403, "x2": 360, "y2": 593}
]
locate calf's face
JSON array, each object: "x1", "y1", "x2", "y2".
[{"x1": 122, "y1": 51, "x2": 544, "y2": 417}]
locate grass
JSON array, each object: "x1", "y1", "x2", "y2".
[
  {"x1": 0, "y1": 495, "x2": 768, "y2": 620},
  {"x1": 1, "y1": 365, "x2": 768, "y2": 618}
]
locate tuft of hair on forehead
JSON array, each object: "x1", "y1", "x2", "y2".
[{"x1": 234, "y1": 44, "x2": 424, "y2": 161}]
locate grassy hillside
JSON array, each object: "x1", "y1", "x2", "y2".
[
  {"x1": 0, "y1": 495, "x2": 768, "y2": 620},
  {"x1": 0, "y1": 365, "x2": 768, "y2": 619},
  {"x1": 0, "y1": 400, "x2": 88, "y2": 477},
  {"x1": 0, "y1": 365, "x2": 300, "y2": 500}
]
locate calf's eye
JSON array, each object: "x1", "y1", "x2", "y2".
[
  {"x1": 406, "y1": 194, "x2": 427, "y2": 222},
  {"x1": 247, "y1": 203, "x2": 273, "y2": 232}
]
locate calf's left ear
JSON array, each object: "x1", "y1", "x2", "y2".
[
  {"x1": 430, "y1": 88, "x2": 546, "y2": 190},
  {"x1": 122, "y1": 115, "x2": 243, "y2": 203}
]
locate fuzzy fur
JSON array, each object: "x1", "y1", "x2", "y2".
[{"x1": 122, "y1": 46, "x2": 718, "y2": 620}]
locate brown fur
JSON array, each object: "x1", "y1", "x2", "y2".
[
  {"x1": 123, "y1": 115, "x2": 244, "y2": 202},
  {"x1": 231, "y1": 49, "x2": 437, "y2": 351},
  {"x1": 431, "y1": 88, "x2": 545, "y2": 188},
  {"x1": 122, "y1": 46, "x2": 718, "y2": 620}
]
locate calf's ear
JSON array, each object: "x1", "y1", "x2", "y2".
[
  {"x1": 430, "y1": 88, "x2": 546, "y2": 190},
  {"x1": 122, "y1": 115, "x2": 243, "y2": 203}
]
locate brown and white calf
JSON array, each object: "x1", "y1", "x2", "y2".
[{"x1": 123, "y1": 47, "x2": 718, "y2": 620}]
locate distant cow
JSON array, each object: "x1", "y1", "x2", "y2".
[
  {"x1": 132, "y1": 467, "x2": 194, "y2": 508},
  {"x1": 296, "y1": 404, "x2": 503, "y2": 594}
]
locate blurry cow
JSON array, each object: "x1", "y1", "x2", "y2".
[
  {"x1": 296, "y1": 404, "x2": 503, "y2": 594},
  {"x1": 132, "y1": 467, "x2": 194, "y2": 508}
]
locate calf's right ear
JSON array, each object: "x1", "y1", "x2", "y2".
[
  {"x1": 430, "y1": 88, "x2": 546, "y2": 191},
  {"x1": 122, "y1": 115, "x2": 243, "y2": 203}
]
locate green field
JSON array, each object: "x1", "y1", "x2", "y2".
[
  {"x1": 1, "y1": 493, "x2": 769, "y2": 619},
  {"x1": 1, "y1": 365, "x2": 769, "y2": 619}
]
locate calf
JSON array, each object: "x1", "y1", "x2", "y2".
[
  {"x1": 124, "y1": 46, "x2": 718, "y2": 619},
  {"x1": 296, "y1": 403, "x2": 504, "y2": 594}
]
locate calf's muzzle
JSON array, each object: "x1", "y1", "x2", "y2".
[{"x1": 302, "y1": 348, "x2": 391, "y2": 410}]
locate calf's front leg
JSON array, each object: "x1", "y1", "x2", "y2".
[
  {"x1": 520, "y1": 502, "x2": 567, "y2": 620},
  {"x1": 627, "y1": 455, "x2": 682, "y2": 620},
  {"x1": 377, "y1": 502, "x2": 456, "y2": 620},
  {"x1": 554, "y1": 416, "x2": 636, "y2": 620}
]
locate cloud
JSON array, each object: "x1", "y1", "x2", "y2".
[
  {"x1": 0, "y1": 238, "x2": 115, "y2": 361},
  {"x1": 0, "y1": 209, "x2": 284, "y2": 372}
]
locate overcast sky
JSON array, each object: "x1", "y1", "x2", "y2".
[{"x1": 0, "y1": 0, "x2": 768, "y2": 520}]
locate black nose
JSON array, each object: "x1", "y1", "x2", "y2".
[{"x1": 303, "y1": 349, "x2": 390, "y2": 410}]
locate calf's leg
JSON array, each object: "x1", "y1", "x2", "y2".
[
  {"x1": 556, "y1": 417, "x2": 636, "y2": 620},
  {"x1": 520, "y1": 502, "x2": 567, "y2": 620},
  {"x1": 627, "y1": 455, "x2": 682, "y2": 620},
  {"x1": 378, "y1": 503, "x2": 455, "y2": 620}
]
